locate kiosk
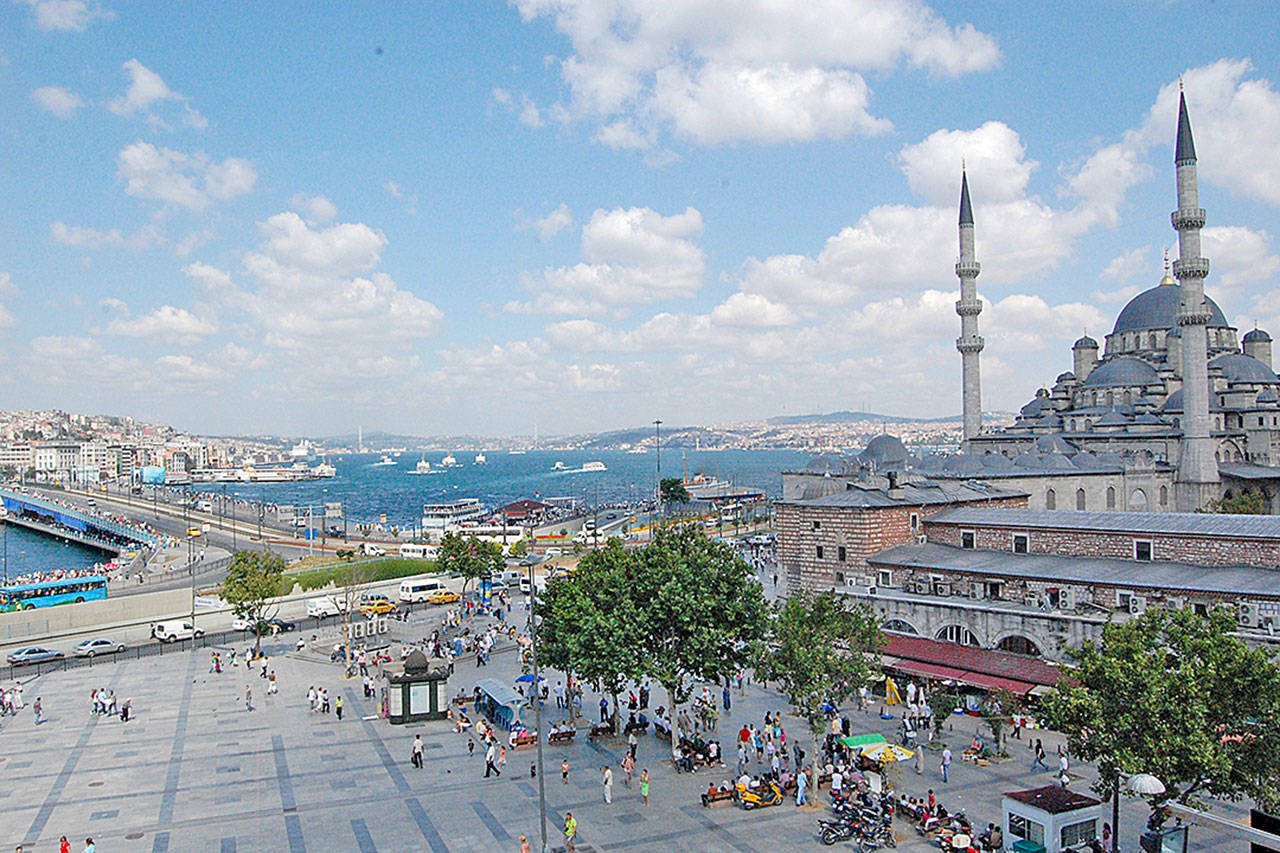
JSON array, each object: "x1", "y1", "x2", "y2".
[
  {"x1": 1003, "y1": 786, "x2": 1103, "y2": 853},
  {"x1": 384, "y1": 650, "x2": 449, "y2": 724}
]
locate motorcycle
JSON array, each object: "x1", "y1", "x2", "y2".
[
  {"x1": 857, "y1": 821, "x2": 898, "y2": 851},
  {"x1": 818, "y1": 816, "x2": 864, "y2": 847},
  {"x1": 939, "y1": 830, "x2": 978, "y2": 853},
  {"x1": 737, "y1": 781, "x2": 783, "y2": 810}
]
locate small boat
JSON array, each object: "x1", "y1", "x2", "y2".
[
  {"x1": 581, "y1": 461, "x2": 607, "y2": 472},
  {"x1": 408, "y1": 453, "x2": 432, "y2": 475},
  {"x1": 474, "y1": 452, "x2": 487, "y2": 465},
  {"x1": 441, "y1": 453, "x2": 460, "y2": 467},
  {"x1": 552, "y1": 461, "x2": 567, "y2": 471},
  {"x1": 508, "y1": 449, "x2": 526, "y2": 455},
  {"x1": 371, "y1": 455, "x2": 395, "y2": 467}
]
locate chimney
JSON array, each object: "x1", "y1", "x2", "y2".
[{"x1": 887, "y1": 470, "x2": 905, "y2": 500}]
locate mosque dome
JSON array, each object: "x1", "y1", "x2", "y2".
[
  {"x1": 1035, "y1": 435, "x2": 1075, "y2": 454},
  {"x1": 1019, "y1": 396, "x2": 1055, "y2": 417},
  {"x1": 1055, "y1": 371, "x2": 1076, "y2": 383},
  {"x1": 803, "y1": 454, "x2": 853, "y2": 476},
  {"x1": 1073, "y1": 335, "x2": 1098, "y2": 349},
  {"x1": 1079, "y1": 356, "x2": 1161, "y2": 389},
  {"x1": 1112, "y1": 282, "x2": 1229, "y2": 334},
  {"x1": 858, "y1": 434, "x2": 909, "y2": 467},
  {"x1": 1209, "y1": 353, "x2": 1278, "y2": 384},
  {"x1": 1243, "y1": 328, "x2": 1273, "y2": 344}
]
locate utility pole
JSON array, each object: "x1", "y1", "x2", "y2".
[
  {"x1": 231, "y1": 491, "x2": 237, "y2": 550},
  {"x1": 529, "y1": 562, "x2": 548, "y2": 852},
  {"x1": 653, "y1": 419, "x2": 662, "y2": 532}
]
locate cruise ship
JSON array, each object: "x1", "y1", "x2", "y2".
[{"x1": 421, "y1": 498, "x2": 489, "y2": 529}]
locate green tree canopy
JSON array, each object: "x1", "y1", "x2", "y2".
[
  {"x1": 755, "y1": 591, "x2": 883, "y2": 769},
  {"x1": 1201, "y1": 490, "x2": 1269, "y2": 514},
  {"x1": 659, "y1": 477, "x2": 690, "y2": 505},
  {"x1": 1042, "y1": 607, "x2": 1280, "y2": 811},
  {"x1": 219, "y1": 550, "x2": 285, "y2": 652},
  {"x1": 437, "y1": 532, "x2": 504, "y2": 596}
]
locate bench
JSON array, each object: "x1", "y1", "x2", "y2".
[
  {"x1": 624, "y1": 720, "x2": 649, "y2": 736},
  {"x1": 701, "y1": 788, "x2": 736, "y2": 807},
  {"x1": 512, "y1": 733, "x2": 538, "y2": 749},
  {"x1": 548, "y1": 730, "x2": 576, "y2": 745},
  {"x1": 452, "y1": 696, "x2": 470, "y2": 707},
  {"x1": 589, "y1": 722, "x2": 617, "y2": 739}
]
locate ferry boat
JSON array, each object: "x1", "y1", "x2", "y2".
[
  {"x1": 311, "y1": 459, "x2": 336, "y2": 478},
  {"x1": 580, "y1": 461, "x2": 606, "y2": 472},
  {"x1": 371, "y1": 455, "x2": 395, "y2": 467},
  {"x1": 474, "y1": 452, "x2": 487, "y2": 465},
  {"x1": 421, "y1": 498, "x2": 489, "y2": 529},
  {"x1": 408, "y1": 453, "x2": 432, "y2": 475},
  {"x1": 441, "y1": 453, "x2": 460, "y2": 467},
  {"x1": 552, "y1": 461, "x2": 567, "y2": 471}
]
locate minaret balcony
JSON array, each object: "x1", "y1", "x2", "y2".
[
  {"x1": 955, "y1": 298, "x2": 983, "y2": 317},
  {"x1": 1171, "y1": 208, "x2": 1206, "y2": 230},
  {"x1": 1176, "y1": 308, "x2": 1214, "y2": 326},
  {"x1": 956, "y1": 335, "x2": 985, "y2": 354},
  {"x1": 1172, "y1": 257, "x2": 1209, "y2": 279},
  {"x1": 955, "y1": 260, "x2": 981, "y2": 277}
]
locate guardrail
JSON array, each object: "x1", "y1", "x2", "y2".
[{"x1": 0, "y1": 627, "x2": 250, "y2": 682}]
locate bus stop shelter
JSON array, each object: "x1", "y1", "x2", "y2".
[{"x1": 474, "y1": 677, "x2": 525, "y2": 731}]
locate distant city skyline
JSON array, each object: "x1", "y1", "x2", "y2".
[{"x1": 2, "y1": 2, "x2": 1279, "y2": 435}]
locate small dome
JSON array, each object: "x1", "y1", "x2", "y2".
[
  {"x1": 1210, "y1": 352, "x2": 1278, "y2": 384},
  {"x1": 404, "y1": 650, "x2": 431, "y2": 673},
  {"x1": 1112, "y1": 283, "x2": 1230, "y2": 334},
  {"x1": 803, "y1": 453, "x2": 853, "y2": 476},
  {"x1": 1020, "y1": 396, "x2": 1055, "y2": 417},
  {"x1": 1074, "y1": 335, "x2": 1098, "y2": 349},
  {"x1": 1243, "y1": 328, "x2": 1273, "y2": 343},
  {"x1": 1037, "y1": 413, "x2": 1063, "y2": 428},
  {"x1": 1055, "y1": 371, "x2": 1076, "y2": 383},
  {"x1": 1040, "y1": 453, "x2": 1077, "y2": 470},
  {"x1": 1258, "y1": 389, "x2": 1279, "y2": 404},
  {"x1": 1095, "y1": 410, "x2": 1131, "y2": 426},
  {"x1": 1160, "y1": 389, "x2": 1226, "y2": 413},
  {"x1": 1071, "y1": 451, "x2": 1105, "y2": 469},
  {"x1": 1080, "y1": 356, "x2": 1161, "y2": 389},
  {"x1": 981, "y1": 453, "x2": 1013, "y2": 469},
  {"x1": 1035, "y1": 435, "x2": 1075, "y2": 454},
  {"x1": 1012, "y1": 453, "x2": 1045, "y2": 469},
  {"x1": 1131, "y1": 413, "x2": 1166, "y2": 425},
  {"x1": 858, "y1": 435, "x2": 909, "y2": 467}
]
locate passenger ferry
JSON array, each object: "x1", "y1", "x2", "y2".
[{"x1": 421, "y1": 498, "x2": 489, "y2": 529}]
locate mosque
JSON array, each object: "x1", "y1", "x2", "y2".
[{"x1": 787, "y1": 91, "x2": 1280, "y2": 514}]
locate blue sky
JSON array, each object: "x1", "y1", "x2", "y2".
[{"x1": 2, "y1": 0, "x2": 1280, "y2": 438}]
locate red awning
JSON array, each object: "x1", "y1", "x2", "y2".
[
  {"x1": 958, "y1": 671, "x2": 1037, "y2": 696},
  {"x1": 890, "y1": 660, "x2": 969, "y2": 682}
]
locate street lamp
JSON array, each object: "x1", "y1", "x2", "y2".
[{"x1": 528, "y1": 562, "x2": 548, "y2": 852}]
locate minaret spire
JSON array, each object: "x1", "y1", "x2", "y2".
[
  {"x1": 955, "y1": 167, "x2": 984, "y2": 445},
  {"x1": 1170, "y1": 89, "x2": 1219, "y2": 510}
]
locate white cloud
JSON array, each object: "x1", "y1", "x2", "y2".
[
  {"x1": 513, "y1": 0, "x2": 997, "y2": 148},
  {"x1": 50, "y1": 221, "x2": 164, "y2": 251},
  {"x1": 1203, "y1": 226, "x2": 1280, "y2": 293},
  {"x1": 709, "y1": 292, "x2": 795, "y2": 328},
  {"x1": 899, "y1": 122, "x2": 1035, "y2": 204},
  {"x1": 19, "y1": 0, "x2": 111, "y2": 31},
  {"x1": 116, "y1": 141, "x2": 256, "y2": 210},
  {"x1": 31, "y1": 85, "x2": 83, "y2": 118},
  {"x1": 1100, "y1": 247, "x2": 1152, "y2": 282},
  {"x1": 108, "y1": 59, "x2": 206, "y2": 129},
  {"x1": 292, "y1": 194, "x2": 339, "y2": 225},
  {"x1": 174, "y1": 228, "x2": 214, "y2": 257},
  {"x1": 511, "y1": 206, "x2": 706, "y2": 315},
  {"x1": 155, "y1": 354, "x2": 226, "y2": 384},
  {"x1": 532, "y1": 204, "x2": 574, "y2": 242},
  {"x1": 99, "y1": 304, "x2": 217, "y2": 345}
]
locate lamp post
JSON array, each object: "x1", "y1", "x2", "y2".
[
  {"x1": 528, "y1": 562, "x2": 548, "y2": 852},
  {"x1": 230, "y1": 491, "x2": 237, "y2": 550}
]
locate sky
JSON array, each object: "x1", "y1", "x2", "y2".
[{"x1": 2, "y1": 1, "x2": 1280, "y2": 438}]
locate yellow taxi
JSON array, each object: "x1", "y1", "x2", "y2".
[
  {"x1": 359, "y1": 595, "x2": 396, "y2": 615},
  {"x1": 426, "y1": 589, "x2": 460, "y2": 605}
]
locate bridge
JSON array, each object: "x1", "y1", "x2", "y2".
[{"x1": 0, "y1": 488, "x2": 158, "y2": 556}]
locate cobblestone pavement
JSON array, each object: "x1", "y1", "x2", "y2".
[{"x1": 0, "y1": 608, "x2": 1245, "y2": 852}]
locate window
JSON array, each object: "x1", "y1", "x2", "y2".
[
  {"x1": 1076, "y1": 488, "x2": 1086, "y2": 510},
  {"x1": 1193, "y1": 602, "x2": 1208, "y2": 617},
  {"x1": 1008, "y1": 814, "x2": 1045, "y2": 846},
  {"x1": 812, "y1": 520, "x2": 821, "y2": 530},
  {"x1": 1106, "y1": 486, "x2": 1116, "y2": 509},
  {"x1": 1135, "y1": 540, "x2": 1152, "y2": 561},
  {"x1": 816, "y1": 546, "x2": 824, "y2": 559},
  {"x1": 1061, "y1": 820, "x2": 1098, "y2": 849},
  {"x1": 834, "y1": 571, "x2": 845, "y2": 585},
  {"x1": 910, "y1": 513, "x2": 919, "y2": 531},
  {"x1": 837, "y1": 546, "x2": 847, "y2": 562},
  {"x1": 1159, "y1": 485, "x2": 1168, "y2": 507},
  {"x1": 961, "y1": 530, "x2": 975, "y2": 549},
  {"x1": 985, "y1": 581, "x2": 1004, "y2": 599},
  {"x1": 1045, "y1": 488, "x2": 1056, "y2": 509},
  {"x1": 1117, "y1": 590, "x2": 1133, "y2": 609},
  {"x1": 878, "y1": 569, "x2": 893, "y2": 587},
  {"x1": 1012, "y1": 534, "x2": 1028, "y2": 554}
]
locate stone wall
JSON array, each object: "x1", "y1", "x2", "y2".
[{"x1": 0, "y1": 587, "x2": 192, "y2": 642}]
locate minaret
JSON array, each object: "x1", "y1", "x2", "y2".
[
  {"x1": 1171, "y1": 88, "x2": 1220, "y2": 511},
  {"x1": 955, "y1": 168, "x2": 984, "y2": 445}
]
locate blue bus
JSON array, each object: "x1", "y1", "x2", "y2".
[{"x1": 0, "y1": 575, "x2": 108, "y2": 611}]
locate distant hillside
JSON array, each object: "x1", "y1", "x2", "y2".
[{"x1": 766, "y1": 411, "x2": 962, "y2": 426}]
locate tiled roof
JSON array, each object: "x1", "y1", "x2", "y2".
[
  {"x1": 782, "y1": 480, "x2": 1025, "y2": 509},
  {"x1": 881, "y1": 633, "x2": 1062, "y2": 688},
  {"x1": 1005, "y1": 786, "x2": 1101, "y2": 814},
  {"x1": 925, "y1": 506, "x2": 1280, "y2": 539}
]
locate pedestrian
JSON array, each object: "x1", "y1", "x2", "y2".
[
  {"x1": 520, "y1": 835, "x2": 531, "y2": 853},
  {"x1": 468, "y1": 739, "x2": 476, "y2": 758},
  {"x1": 120, "y1": 698, "x2": 131, "y2": 722},
  {"x1": 621, "y1": 752, "x2": 634, "y2": 786},
  {"x1": 498, "y1": 745, "x2": 508, "y2": 773},
  {"x1": 530, "y1": 762, "x2": 537, "y2": 778},
  {"x1": 723, "y1": 683, "x2": 731, "y2": 711},
  {"x1": 941, "y1": 746, "x2": 952, "y2": 783},
  {"x1": 602, "y1": 765, "x2": 613, "y2": 803},
  {"x1": 796, "y1": 766, "x2": 807, "y2": 805},
  {"x1": 599, "y1": 696, "x2": 608, "y2": 723},
  {"x1": 563, "y1": 812, "x2": 577, "y2": 853},
  {"x1": 1058, "y1": 751, "x2": 1070, "y2": 787},
  {"x1": 268, "y1": 672, "x2": 277, "y2": 695},
  {"x1": 59, "y1": 836, "x2": 70, "y2": 853},
  {"x1": 1102, "y1": 823, "x2": 1113, "y2": 853},
  {"x1": 1032, "y1": 739, "x2": 1049, "y2": 772},
  {"x1": 335, "y1": 696, "x2": 344, "y2": 720},
  {"x1": 245, "y1": 685, "x2": 253, "y2": 712},
  {"x1": 485, "y1": 742, "x2": 501, "y2": 777},
  {"x1": 628, "y1": 730, "x2": 638, "y2": 760},
  {"x1": 561, "y1": 758, "x2": 570, "y2": 784},
  {"x1": 640, "y1": 768, "x2": 650, "y2": 805},
  {"x1": 33, "y1": 697, "x2": 42, "y2": 726},
  {"x1": 84, "y1": 840, "x2": 95, "y2": 853},
  {"x1": 914, "y1": 744, "x2": 923, "y2": 774},
  {"x1": 412, "y1": 735, "x2": 424, "y2": 769}
]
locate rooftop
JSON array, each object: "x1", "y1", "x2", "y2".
[
  {"x1": 926, "y1": 506, "x2": 1280, "y2": 540},
  {"x1": 783, "y1": 479, "x2": 1026, "y2": 509},
  {"x1": 867, "y1": 541, "x2": 1280, "y2": 597},
  {"x1": 1005, "y1": 786, "x2": 1102, "y2": 814}
]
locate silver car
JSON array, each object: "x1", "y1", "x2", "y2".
[{"x1": 74, "y1": 638, "x2": 126, "y2": 657}]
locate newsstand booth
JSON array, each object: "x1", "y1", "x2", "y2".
[
  {"x1": 384, "y1": 650, "x2": 449, "y2": 724},
  {"x1": 1003, "y1": 786, "x2": 1103, "y2": 853}
]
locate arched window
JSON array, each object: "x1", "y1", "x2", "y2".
[
  {"x1": 1159, "y1": 485, "x2": 1168, "y2": 506},
  {"x1": 1148, "y1": 333, "x2": 1157, "y2": 350},
  {"x1": 1106, "y1": 486, "x2": 1116, "y2": 509},
  {"x1": 936, "y1": 625, "x2": 980, "y2": 646},
  {"x1": 996, "y1": 635, "x2": 1041, "y2": 657},
  {"x1": 1076, "y1": 489, "x2": 1086, "y2": 510},
  {"x1": 882, "y1": 619, "x2": 918, "y2": 635},
  {"x1": 1045, "y1": 488, "x2": 1056, "y2": 510},
  {"x1": 1130, "y1": 488, "x2": 1148, "y2": 510}
]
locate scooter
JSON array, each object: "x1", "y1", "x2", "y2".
[
  {"x1": 737, "y1": 781, "x2": 783, "y2": 810},
  {"x1": 857, "y1": 820, "x2": 898, "y2": 851}
]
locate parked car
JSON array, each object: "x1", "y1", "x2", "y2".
[
  {"x1": 7, "y1": 646, "x2": 64, "y2": 665},
  {"x1": 232, "y1": 617, "x2": 255, "y2": 631},
  {"x1": 263, "y1": 617, "x2": 296, "y2": 633},
  {"x1": 73, "y1": 638, "x2": 126, "y2": 657},
  {"x1": 426, "y1": 589, "x2": 460, "y2": 605},
  {"x1": 152, "y1": 620, "x2": 204, "y2": 643},
  {"x1": 306, "y1": 596, "x2": 346, "y2": 618},
  {"x1": 359, "y1": 593, "x2": 396, "y2": 615}
]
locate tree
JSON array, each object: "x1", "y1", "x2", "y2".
[
  {"x1": 336, "y1": 559, "x2": 372, "y2": 673},
  {"x1": 219, "y1": 550, "x2": 285, "y2": 654},
  {"x1": 755, "y1": 591, "x2": 883, "y2": 774},
  {"x1": 507, "y1": 538, "x2": 528, "y2": 558},
  {"x1": 659, "y1": 477, "x2": 690, "y2": 505},
  {"x1": 1042, "y1": 607, "x2": 1280, "y2": 813},
  {"x1": 537, "y1": 541, "x2": 644, "y2": 725},
  {"x1": 629, "y1": 525, "x2": 769, "y2": 758},
  {"x1": 1201, "y1": 490, "x2": 1269, "y2": 514},
  {"x1": 930, "y1": 692, "x2": 960, "y2": 740},
  {"x1": 980, "y1": 687, "x2": 1019, "y2": 755},
  {"x1": 437, "y1": 532, "x2": 504, "y2": 597}
]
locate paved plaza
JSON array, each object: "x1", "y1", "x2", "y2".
[{"x1": 0, "y1": 607, "x2": 1245, "y2": 853}]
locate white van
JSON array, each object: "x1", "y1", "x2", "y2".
[
  {"x1": 499, "y1": 569, "x2": 524, "y2": 586},
  {"x1": 518, "y1": 575, "x2": 547, "y2": 595},
  {"x1": 152, "y1": 620, "x2": 204, "y2": 643},
  {"x1": 399, "y1": 578, "x2": 444, "y2": 603},
  {"x1": 398, "y1": 543, "x2": 440, "y2": 559},
  {"x1": 306, "y1": 596, "x2": 346, "y2": 618},
  {"x1": 196, "y1": 499, "x2": 213, "y2": 513}
]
